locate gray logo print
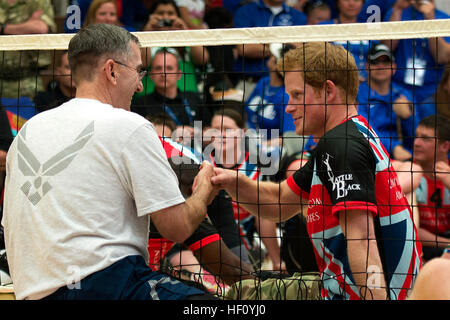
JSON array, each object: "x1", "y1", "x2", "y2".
[{"x1": 17, "y1": 121, "x2": 94, "y2": 205}]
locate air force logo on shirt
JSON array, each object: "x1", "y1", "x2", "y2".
[
  {"x1": 323, "y1": 153, "x2": 361, "y2": 200},
  {"x1": 17, "y1": 121, "x2": 94, "y2": 205}
]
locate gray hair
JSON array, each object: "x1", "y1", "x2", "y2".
[{"x1": 68, "y1": 23, "x2": 140, "y2": 83}]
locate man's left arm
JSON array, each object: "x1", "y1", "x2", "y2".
[{"x1": 338, "y1": 209, "x2": 388, "y2": 300}]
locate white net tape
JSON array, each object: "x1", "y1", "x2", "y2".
[{"x1": 1, "y1": 19, "x2": 450, "y2": 51}]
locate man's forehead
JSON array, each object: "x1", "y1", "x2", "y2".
[
  {"x1": 416, "y1": 126, "x2": 435, "y2": 136},
  {"x1": 285, "y1": 71, "x2": 305, "y2": 89}
]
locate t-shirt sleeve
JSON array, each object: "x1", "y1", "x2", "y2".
[
  {"x1": 316, "y1": 136, "x2": 378, "y2": 217},
  {"x1": 122, "y1": 123, "x2": 185, "y2": 216}
]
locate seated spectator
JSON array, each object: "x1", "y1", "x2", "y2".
[
  {"x1": 357, "y1": 43, "x2": 415, "y2": 160},
  {"x1": 148, "y1": 137, "x2": 255, "y2": 294},
  {"x1": 413, "y1": 115, "x2": 450, "y2": 262},
  {"x1": 64, "y1": 0, "x2": 149, "y2": 32},
  {"x1": 232, "y1": 0, "x2": 307, "y2": 99},
  {"x1": 207, "y1": 108, "x2": 286, "y2": 272},
  {"x1": 34, "y1": 51, "x2": 76, "y2": 113},
  {"x1": 320, "y1": 0, "x2": 375, "y2": 81},
  {"x1": 245, "y1": 43, "x2": 296, "y2": 141},
  {"x1": 0, "y1": 0, "x2": 56, "y2": 100},
  {"x1": 304, "y1": 0, "x2": 332, "y2": 25},
  {"x1": 139, "y1": 0, "x2": 210, "y2": 95},
  {"x1": 358, "y1": 0, "x2": 397, "y2": 22},
  {"x1": 82, "y1": 0, "x2": 136, "y2": 31},
  {"x1": 317, "y1": 0, "x2": 397, "y2": 21},
  {"x1": 384, "y1": 0, "x2": 450, "y2": 105},
  {"x1": 132, "y1": 48, "x2": 211, "y2": 146}
]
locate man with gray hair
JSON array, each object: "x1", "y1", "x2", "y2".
[{"x1": 1, "y1": 23, "x2": 218, "y2": 300}]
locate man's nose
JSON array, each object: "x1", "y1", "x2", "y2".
[
  {"x1": 285, "y1": 99, "x2": 297, "y2": 114},
  {"x1": 136, "y1": 80, "x2": 143, "y2": 93}
]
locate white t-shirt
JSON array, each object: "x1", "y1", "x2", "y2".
[{"x1": 1, "y1": 98, "x2": 185, "y2": 299}]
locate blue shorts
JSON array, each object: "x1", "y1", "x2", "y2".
[{"x1": 43, "y1": 255, "x2": 209, "y2": 300}]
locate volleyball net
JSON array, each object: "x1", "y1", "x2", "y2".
[{"x1": 1, "y1": 19, "x2": 450, "y2": 299}]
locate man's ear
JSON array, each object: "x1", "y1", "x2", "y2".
[
  {"x1": 105, "y1": 59, "x2": 117, "y2": 84},
  {"x1": 324, "y1": 80, "x2": 337, "y2": 102},
  {"x1": 440, "y1": 140, "x2": 450, "y2": 154}
]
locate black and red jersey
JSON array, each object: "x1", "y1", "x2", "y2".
[
  {"x1": 147, "y1": 137, "x2": 221, "y2": 271},
  {"x1": 416, "y1": 170, "x2": 450, "y2": 236},
  {"x1": 287, "y1": 116, "x2": 422, "y2": 300}
]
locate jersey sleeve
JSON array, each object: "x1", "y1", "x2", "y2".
[
  {"x1": 286, "y1": 156, "x2": 313, "y2": 198},
  {"x1": 316, "y1": 133, "x2": 378, "y2": 217},
  {"x1": 183, "y1": 218, "x2": 221, "y2": 252}
]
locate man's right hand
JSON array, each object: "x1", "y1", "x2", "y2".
[
  {"x1": 210, "y1": 167, "x2": 238, "y2": 191},
  {"x1": 193, "y1": 161, "x2": 218, "y2": 205}
]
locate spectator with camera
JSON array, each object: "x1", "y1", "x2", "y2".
[{"x1": 138, "y1": 0, "x2": 209, "y2": 96}]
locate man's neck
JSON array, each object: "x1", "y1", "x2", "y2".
[
  {"x1": 75, "y1": 81, "x2": 112, "y2": 105},
  {"x1": 369, "y1": 78, "x2": 391, "y2": 96},
  {"x1": 155, "y1": 86, "x2": 178, "y2": 99},
  {"x1": 314, "y1": 104, "x2": 358, "y2": 139}
]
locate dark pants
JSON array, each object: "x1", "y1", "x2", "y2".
[{"x1": 43, "y1": 255, "x2": 218, "y2": 300}]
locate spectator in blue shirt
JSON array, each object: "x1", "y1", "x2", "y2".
[
  {"x1": 383, "y1": 0, "x2": 450, "y2": 105},
  {"x1": 358, "y1": 0, "x2": 397, "y2": 22},
  {"x1": 317, "y1": 0, "x2": 397, "y2": 21},
  {"x1": 320, "y1": 0, "x2": 376, "y2": 81},
  {"x1": 233, "y1": 0, "x2": 307, "y2": 98},
  {"x1": 245, "y1": 43, "x2": 296, "y2": 140},
  {"x1": 357, "y1": 43, "x2": 416, "y2": 160}
]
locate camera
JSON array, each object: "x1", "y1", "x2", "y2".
[{"x1": 158, "y1": 19, "x2": 174, "y2": 27}]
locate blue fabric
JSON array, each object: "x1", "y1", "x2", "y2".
[
  {"x1": 383, "y1": 7, "x2": 450, "y2": 104},
  {"x1": 245, "y1": 76, "x2": 295, "y2": 139},
  {"x1": 357, "y1": 81, "x2": 417, "y2": 156},
  {"x1": 233, "y1": 0, "x2": 306, "y2": 77},
  {"x1": 42, "y1": 255, "x2": 205, "y2": 300},
  {"x1": 315, "y1": 0, "x2": 396, "y2": 22},
  {"x1": 320, "y1": 20, "x2": 379, "y2": 80},
  {"x1": 417, "y1": 95, "x2": 439, "y2": 121},
  {"x1": 358, "y1": 0, "x2": 396, "y2": 22},
  {"x1": 223, "y1": 0, "x2": 244, "y2": 15}
]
